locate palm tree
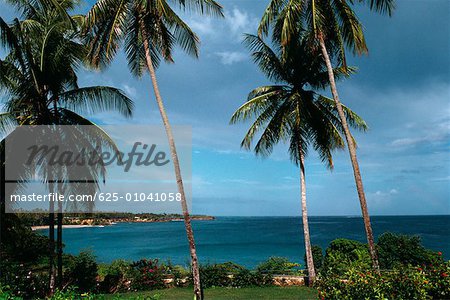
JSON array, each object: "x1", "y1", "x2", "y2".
[
  {"x1": 83, "y1": 1, "x2": 223, "y2": 298},
  {"x1": 0, "y1": 1, "x2": 134, "y2": 292},
  {"x1": 230, "y1": 33, "x2": 367, "y2": 284},
  {"x1": 257, "y1": 0, "x2": 395, "y2": 270}
]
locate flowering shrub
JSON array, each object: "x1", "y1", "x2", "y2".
[
  {"x1": 422, "y1": 257, "x2": 450, "y2": 299},
  {"x1": 0, "y1": 260, "x2": 47, "y2": 299},
  {"x1": 316, "y1": 260, "x2": 450, "y2": 300},
  {"x1": 129, "y1": 259, "x2": 166, "y2": 291}
]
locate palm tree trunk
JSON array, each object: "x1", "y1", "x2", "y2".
[
  {"x1": 0, "y1": 139, "x2": 5, "y2": 269},
  {"x1": 48, "y1": 199, "x2": 56, "y2": 294},
  {"x1": 57, "y1": 200, "x2": 63, "y2": 289},
  {"x1": 318, "y1": 35, "x2": 379, "y2": 271},
  {"x1": 141, "y1": 31, "x2": 203, "y2": 300},
  {"x1": 299, "y1": 149, "x2": 316, "y2": 285}
]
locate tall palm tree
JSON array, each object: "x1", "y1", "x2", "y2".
[
  {"x1": 0, "y1": 1, "x2": 134, "y2": 292},
  {"x1": 83, "y1": 1, "x2": 223, "y2": 298},
  {"x1": 230, "y1": 33, "x2": 367, "y2": 284},
  {"x1": 257, "y1": 0, "x2": 395, "y2": 270}
]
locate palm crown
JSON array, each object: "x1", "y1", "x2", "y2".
[
  {"x1": 231, "y1": 34, "x2": 367, "y2": 168},
  {"x1": 0, "y1": 0, "x2": 134, "y2": 203},
  {"x1": 84, "y1": 0, "x2": 223, "y2": 74},
  {"x1": 258, "y1": 0, "x2": 395, "y2": 66}
]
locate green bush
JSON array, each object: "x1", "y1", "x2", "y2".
[
  {"x1": 66, "y1": 251, "x2": 98, "y2": 293},
  {"x1": 256, "y1": 257, "x2": 300, "y2": 275},
  {"x1": 0, "y1": 260, "x2": 47, "y2": 299},
  {"x1": 321, "y1": 239, "x2": 371, "y2": 276},
  {"x1": 98, "y1": 260, "x2": 131, "y2": 293},
  {"x1": 198, "y1": 263, "x2": 232, "y2": 288},
  {"x1": 50, "y1": 286, "x2": 103, "y2": 300},
  {"x1": 0, "y1": 283, "x2": 20, "y2": 300},
  {"x1": 377, "y1": 232, "x2": 442, "y2": 269},
  {"x1": 316, "y1": 260, "x2": 450, "y2": 300},
  {"x1": 231, "y1": 269, "x2": 273, "y2": 287},
  {"x1": 163, "y1": 262, "x2": 190, "y2": 287}
]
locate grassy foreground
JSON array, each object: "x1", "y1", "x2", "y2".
[{"x1": 103, "y1": 286, "x2": 318, "y2": 299}]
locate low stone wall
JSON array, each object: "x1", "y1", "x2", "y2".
[
  {"x1": 272, "y1": 275, "x2": 306, "y2": 286},
  {"x1": 162, "y1": 274, "x2": 307, "y2": 287}
]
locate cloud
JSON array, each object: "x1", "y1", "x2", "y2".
[
  {"x1": 122, "y1": 84, "x2": 137, "y2": 98},
  {"x1": 215, "y1": 51, "x2": 247, "y2": 65},
  {"x1": 225, "y1": 7, "x2": 258, "y2": 41},
  {"x1": 185, "y1": 7, "x2": 258, "y2": 44},
  {"x1": 220, "y1": 178, "x2": 260, "y2": 185},
  {"x1": 189, "y1": 18, "x2": 215, "y2": 36},
  {"x1": 368, "y1": 188, "x2": 400, "y2": 207}
]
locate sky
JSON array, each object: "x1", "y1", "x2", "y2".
[{"x1": 0, "y1": 0, "x2": 449, "y2": 216}]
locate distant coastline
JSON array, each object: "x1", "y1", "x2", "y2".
[{"x1": 24, "y1": 212, "x2": 215, "y2": 230}]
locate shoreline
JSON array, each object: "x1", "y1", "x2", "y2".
[{"x1": 32, "y1": 225, "x2": 104, "y2": 231}]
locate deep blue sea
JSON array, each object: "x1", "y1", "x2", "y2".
[{"x1": 44, "y1": 215, "x2": 450, "y2": 268}]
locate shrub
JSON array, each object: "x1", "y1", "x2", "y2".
[
  {"x1": 98, "y1": 260, "x2": 131, "y2": 293},
  {"x1": 0, "y1": 283, "x2": 19, "y2": 300},
  {"x1": 377, "y1": 232, "x2": 442, "y2": 269},
  {"x1": 0, "y1": 260, "x2": 47, "y2": 299},
  {"x1": 256, "y1": 257, "x2": 300, "y2": 275},
  {"x1": 422, "y1": 258, "x2": 450, "y2": 299},
  {"x1": 66, "y1": 251, "x2": 98, "y2": 293},
  {"x1": 163, "y1": 262, "x2": 190, "y2": 287},
  {"x1": 232, "y1": 269, "x2": 273, "y2": 287},
  {"x1": 50, "y1": 286, "x2": 102, "y2": 300},
  {"x1": 316, "y1": 260, "x2": 450, "y2": 300},
  {"x1": 321, "y1": 239, "x2": 371, "y2": 276},
  {"x1": 198, "y1": 263, "x2": 232, "y2": 288},
  {"x1": 128, "y1": 259, "x2": 166, "y2": 291}
]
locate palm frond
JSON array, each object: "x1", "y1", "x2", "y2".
[{"x1": 57, "y1": 86, "x2": 134, "y2": 117}]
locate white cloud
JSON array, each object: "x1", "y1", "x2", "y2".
[
  {"x1": 215, "y1": 51, "x2": 247, "y2": 65},
  {"x1": 368, "y1": 188, "x2": 399, "y2": 207},
  {"x1": 225, "y1": 7, "x2": 258, "y2": 41},
  {"x1": 122, "y1": 84, "x2": 137, "y2": 98},
  {"x1": 189, "y1": 18, "x2": 215, "y2": 36},
  {"x1": 220, "y1": 178, "x2": 260, "y2": 185}
]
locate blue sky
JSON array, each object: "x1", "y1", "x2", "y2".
[{"x1": 1, "y1": 0, "x2": 449, "y2": 216}]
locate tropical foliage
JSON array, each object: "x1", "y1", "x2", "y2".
[{"x1": 0, "y1": 0, "x2": 134, "y2": 294}]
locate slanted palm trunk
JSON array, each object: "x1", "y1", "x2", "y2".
[
  {"x1": 0, "y1": 140, "x2": 5, "y2": 269},
  {"x1": 141, "y1": 30, "x2": 203, "y2": 300},
  {"x1": 48, "y1": 200, "x2": 56, "y2": 294},
  {"x1": 299, "y1": 149, "x2": 316, "y2": 285},
  {"x1": 57, "y1": 199, "x2": 63, "y2": 288},
  {"x1": 318, "y1": 35, "x2": 379, "y2": 271}
]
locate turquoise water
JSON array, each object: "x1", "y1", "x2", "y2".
[{"x1": 47, "y1": 215, "x2": 450, "y2": 268}]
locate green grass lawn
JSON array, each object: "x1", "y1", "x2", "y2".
[{"x1": 103, "y1": 286, "x2": 318, "y2": 300}]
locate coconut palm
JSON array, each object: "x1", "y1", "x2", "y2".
[
  {"x1": 83, "y1": 1, "x2": 223, "y2": 297},
  {"x1": 230, "y1": 33, "x2": 367, "y2": 284},
  {"x1": 0, "y1": 1, "x2": 134, "y2": 292},
  {"x1": 257, "y1": 0, "x2": 395, "y2": 270}
]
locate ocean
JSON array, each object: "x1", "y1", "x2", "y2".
[{"x1": 48, "y1": 215, "x2": 449, "y2": 268}]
